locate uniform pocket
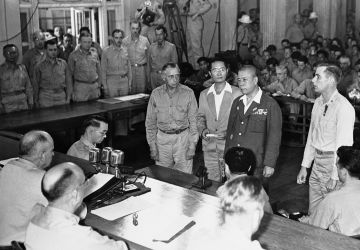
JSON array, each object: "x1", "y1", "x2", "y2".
[{"x1": 248, "y1": 115, "x2": 267, "y2": 133}]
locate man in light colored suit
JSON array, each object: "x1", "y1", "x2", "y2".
[{"x1": 197, "y1": 58, "x2": 242, "y2": 181}]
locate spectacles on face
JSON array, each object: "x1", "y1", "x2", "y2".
[
  {"x1": 166, "y1": 74, "x2": 180, "y2": 80},
  {"x1": 96, "y1": 130, "x2": 107, "y2": 137},
  {"x1": 211, "y1": 67, "x2": 226, "y2": 73}
]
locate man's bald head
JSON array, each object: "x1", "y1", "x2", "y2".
[
  {"x1": 19, "y1": 130, "x2": 53, "y2": 157},
  {"x1": 41, "y1": 162, "x2": 85, "y2": 203}
]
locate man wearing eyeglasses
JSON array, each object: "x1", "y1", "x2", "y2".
[
  {"x1": 297, "y1": 63, "x2": 355, "y2": 215},
  {"x1": 197, "y1": 58, "x2": 241, "y2": 181},
  {"x1": 145, "y1": 63, "x2": 198, "y2": 173},
  {"x1": 67, "y1": 115, "x2": 108, "y2": 161}
]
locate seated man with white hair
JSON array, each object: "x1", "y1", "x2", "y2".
[
  {"x1": 0, "y1": 130, "x2": 53, "y2": 246},
  {"x1": 25, "y1": 162, "x2": 128, "y2": 250},
  {"x1": 189, "y1": 175, "x2": 266, "y2": 250}
]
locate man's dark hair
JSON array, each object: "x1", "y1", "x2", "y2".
[
  {"x1": 281, "y1": 39, "x2": 290, "y2": 44},
  {"x1": 317, "y1": 63, "x2": 342, "y2": 83},
  {"x1": 317, "y1": 49, "x2": 329, "y2": 59},
  {"x1": 155, "y1": 25, "x2": 167, "y2": 36},
  {"x1": 81, "y1": 115, "x2": 108, "y2": 134},
  {"x1": 291, "y1": 51, "x2": 302, "y2": 61},
  {"x1": 266, "y1": 57, "x2": 279, "y2": 66},
  {"x1": 224, "y1": 147, "x2": 257, "y2": 176},
  {"x1": 41, "y1": 168, "x2": 74, "y2": 202},
  {"x1": 79, "y1": 26, "x2": 91, "y2": 34},
  {"x1": 45, "y1": 38, "x2": 57, "y2": 49},
  {"x1": 297, "y1": 55, "x2": 308, "y2": 64},
  {"x1": 197, "y1": 56, "x2": 209, "y2": 64},
  {"x1": 266, "y1": 44, "x2": 277, "y2": 52},
  {"x1": 3, "y1": 44, "x2": 17, "y2": 54},
  {"x1": 63, "y1": 33, "x2": 73, "y2": 40},
  {"x1": 19, "y1": 131, "x2": 51, "y2": 157},
  {"x1": 337, "y1": 146, "x2": 360, "y2": 179},
  {"x1": 112, "y1": 29, "x2": 124, "y2": 38},
  {"x1": 210, "y1": 57, "x2": 228, "y2": 69},
  {"x1": 79, "y1": 33, "x2": 92, "y2": 41}
]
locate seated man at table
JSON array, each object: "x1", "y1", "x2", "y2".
[
  {"x1": 190, "y1": 175, "x2": 265, "y2": 250},
  {"x1": 223, "y1": 146, "x2": 273, "y2": 213},
  {"x1": 301, "y1": 146, "x2": 360, "y2": 236},
  {"x1": 0, "y1": 130, "x2": 53, "y2": 246},
  {"x1": 67, "y1": 115, "x2": 108, "y2": 161},
  {"x1": 25, "y1": 162, "x2": 128, "y2": 250}
]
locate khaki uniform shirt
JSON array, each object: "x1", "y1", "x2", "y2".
[
  {"x1": 123, "y1": 35, "x2": 150, "y2": 65},
  {"x1": 291, "y1": 67, "x2": 313, "y2": 84},
  {"x1": 265, "y1": 77, "x2": 298, "y2": 94},
  {"x1": 145, "y1": 84, "x2": 198, "y2": 148},
  {"x1": 0, "y1": 63, "x2": 33, "y2": 109},
  {"x1": 22, "y1": 48, "x2": 45, "y2": 80},
  {"x1": 148, "y1": 41, "x2": 178, "y2": 72},
  {"x1": 67, "y1": 48, "x2": 101, "y2": 84},
  {"x1": 33, "y1": 57, "x2": 70, "y2": 102}
]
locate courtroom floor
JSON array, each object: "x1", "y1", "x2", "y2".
[{"x1": 110, "y1": 122, "x2": 309, "y2": 214}]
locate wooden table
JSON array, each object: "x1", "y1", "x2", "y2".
[
  {"x1": 1, "y1": 135, "x2": 359, "y2": 250},
  {"x1": 0, "y1": 98, "x2": 148, "y2": 146}
]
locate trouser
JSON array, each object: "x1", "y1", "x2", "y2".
[
  {"x1": 39, "y1": 89, "x2": 66, "y2": 108},
  {"x1": 156, "y1": 129, "x2": 193, "y2": 174},
  {"x1": 73, "y1": 81, "x2": 100, "y2": 102},
  {"x1": 106, "y1": 75, "x2": 129, "y2": 136},
  {"x1": 105, "y1": 75, "x2": 129, "y2": 98},
  {"x1": 203, "y1": 139, "x2": 225, "y2": 182},
  {"x1": 308, "y1": 150, "x2": 335, "y2": 215},
  {"x1": 150, "y1": 71, "x2": 165, "y2": 90},
  {"x1": 187, "y1": 16, "x2": 204, "y2": 69},
  {"x1": 238, "y1": 44, "x2": 250, "y2": 61},
  {"x1": 1, "y1": 93, "x2": 29, "y2": 113},
  {"x1": 131, "y1": 65, "x2": 147, "y2": 94},
  {"x1": 141, "y1": 25, "x2": 156, "y2": 43}
]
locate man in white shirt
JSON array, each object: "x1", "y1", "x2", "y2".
[
  {"x1": 25, "y1": 162, "x2": 128, "y2": 250},
  {"x1": 197, "y1": 58, "x2": 241, "y2": 181},
  {"x1": 297, "y1": 63, "x2": 355, "y2": 215},
  {"x1": 0, "y1": 130, "x2": 54, "y2": 246}
]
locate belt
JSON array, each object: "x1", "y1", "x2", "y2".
[
  {"x1": 315, "y1": 149, "x2": 334, "y2": 155},
  {"x1": 159, "y1": 127, "x2": 188, "y2": 135},
  {"x1": 2, "y1": 90, "x2": 24, "y2": 96},
  {"x1": 40, "y1": 88, "x2": 64, "y2": 93},
  {"x1": 132, "y1": 63, "x2": 147, "y2": 67},
  {"x1": 74, "y1": 79, "x2": 98, "y2": 84}
]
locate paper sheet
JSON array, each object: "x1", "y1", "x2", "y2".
[
  {"x1": 113, "y1": 93, "x2": 149, "y2": 102},
  {"x1": 84, "y1": 173, "x2": 114, "y2": 198},
  {"x1": 91, "y1": 195, "x2": 154, "y2": 220}
]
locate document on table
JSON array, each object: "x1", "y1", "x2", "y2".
[
  {"x1": 91, "y1": 194, "x2": 155, "y2": 220},
  {"x1": 97, "y1": 93, "x2": 149, "y2": 104},
  {"x1": 84, "y1": 173, "x2": 114, "y2": 198},
  {"x1": 113, "y1": 93, "x2": 149, "y2": 102}
]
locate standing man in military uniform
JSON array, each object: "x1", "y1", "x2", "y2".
[
  {"x1": 123, "y1": 20, "x2": 150, "y2": 94},
  {"x1": 181, "y1": 0, "x2": 211, "y2": 69},
  {"x1": 101, "y1": 29, "x2": 132, "y2": 98},
  {"x1": 145, "y1": 63, "x2": 198, "y2": 173},
  {"x1": 135, "y1": 0, "x2": 165, "y2": 43},
  {"x1": 148, "y1": 25, "x2": 178, "y2": 90},
  {"x1": 22, "y1": 31, "x2": 45, "y2": 86},
  {"x1": 67, "y1": 33, "x2": 101, "y2": 102},
  {"x1": 0, "y1": 44, "x2": 33, "y2": 113},
  {"x1": 225, "y1": 65, "x2": 282, "y2": 191},
  {"x1": 237, "y1": 15, "x2": 252, "y2": 61},
  {"x1": 33, "y1": 39, "x2": 71, "y2": 108}
]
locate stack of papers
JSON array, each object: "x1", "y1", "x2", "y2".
[
  {"x1": 84, "y1": 173, "x2": 114, "y2": 198},
  {"x1": 97, "y1": 93, "x2": 149, "y2": 104}
]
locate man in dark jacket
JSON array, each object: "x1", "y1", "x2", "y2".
[{"x1": 224, "y1": 65, "x2": 282, "y2": 189}]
